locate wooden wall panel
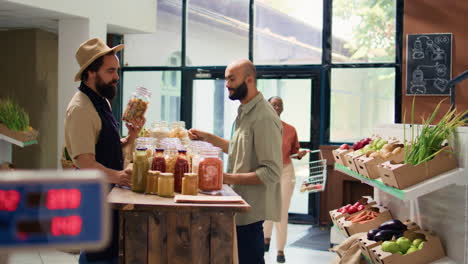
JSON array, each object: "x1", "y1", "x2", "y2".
[{"x1": 402, "y1": 0, "x2": 468, "y2": 123}]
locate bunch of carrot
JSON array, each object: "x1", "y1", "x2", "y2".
[{"x1": 345, "y1": 210, "x2": 380, "y2": 224}]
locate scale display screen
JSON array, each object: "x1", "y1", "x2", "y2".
[{"x1": 0, "y1": 171, "x2": 108, "y2": 250}]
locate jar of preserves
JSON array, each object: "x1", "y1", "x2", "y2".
[
  {"x1": 174, "y1": 150, "x2": 189, "y2": 193},
  {"x1": 135, "y1": 137, "x2": 157, "y2": 159},
  {"x1": 165, "y1": 145, "x2": 178, "y2": 174},
  {"x1": 182, "y1": 173, "x2": 198, "y2": 195},
  {"x1": 146, "y1": 170, "x2": 159, "y2": 194},
  {"x1": 198, "y1": 148, "x2": 223, "y2": 191},
  {"x1": 158, "y1": 173, "x2": 174, "y2": 198},
  {"x1": 151, "y1": 148, "x2": 166, "y2": 172},
  {"x1": 132, "y1": 148, "x2": 150, "y2": 193},
  {"x1": 122, "y1": 87, "x2": 151, "y2": 124}
]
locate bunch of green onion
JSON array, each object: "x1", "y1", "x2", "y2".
[
  {"x1": 0, "y1": 98, "x2": 30, "y2": 132},
  {"x1": 404, "y1": 98, "x2": 468, "y2": 166}
]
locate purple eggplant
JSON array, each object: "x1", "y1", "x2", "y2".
[
  {"x1": 373, "y1": 230, "x2": 402, "y2": 242},
  {"x1": 378, "y1": 219, "x2": 407, "y2": 232},
  {"x1": 367, "y1": 229, "x2": 380, "y2": 241}
]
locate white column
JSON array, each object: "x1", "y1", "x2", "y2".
[{"x1": 57, "y1": 18, "x2": 106, "y2": 167}]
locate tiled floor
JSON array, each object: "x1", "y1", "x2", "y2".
[
  {"x1": 7, "y1": 224, "x2": 337, "y2": 264},
  {"x1": 265, "y1": 224, "x2": 336, "y2": 264}
]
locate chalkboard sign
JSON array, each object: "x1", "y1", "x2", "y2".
[{"x1": 406, "y1": 33, "x2": 452, "y2": 95}]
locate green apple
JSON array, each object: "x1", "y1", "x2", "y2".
[
  {"x1": 418, "y1": 241, "x2": 425, "y2": 250},
  {"x1": 406, "y1": 246, "x2": 419, "y2": 255},
  {"x1": 412, "y1": 238, "x2": 424, "y2": 248},
  {"x1": 396, "y1": 237, "x2": 412, "y2": 253},
  {"x1": 382, "y1": 241, "x2": 401, "y2": 254}
]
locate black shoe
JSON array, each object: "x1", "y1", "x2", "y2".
[
  {"x1": 277, "y1": 254, "x2": 285, "y2": 263},
  {"x1": 264, "y1": 243, "x2": 270, "y2": 252}
]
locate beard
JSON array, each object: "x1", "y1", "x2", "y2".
[
  {"x1": 228, "y1": 81, "x2": 248, "y2": 100},
  {"x1": 95, "y1": 74, "x2": 118, "y2": 101}
]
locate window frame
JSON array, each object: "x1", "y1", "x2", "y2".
[{"x1": 116, "y1": 0, "x2": 404, "y2": 143}]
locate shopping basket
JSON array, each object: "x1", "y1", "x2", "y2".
[{"x1": 293, "y1": 149, "x2": 327, "y2": 193}]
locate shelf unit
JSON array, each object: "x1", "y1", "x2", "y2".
[
  {"x1": 0, "y1": 131, "x2": 38, "y2": 164},
  {"x1": 331, "y1": 124, "x2": 468, "y2": 263},
  {"x1": 334, "y1": 164, "x2": 466, "y2": 201}
]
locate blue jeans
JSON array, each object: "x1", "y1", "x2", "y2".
[{"x1": 236, "y1": 221, "x2": 265, "y2": 264}]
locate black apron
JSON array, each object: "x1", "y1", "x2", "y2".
[{"x1": 78, "y1": 83, "x2": 122, "y2": 262}]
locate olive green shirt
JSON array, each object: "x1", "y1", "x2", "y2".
[{"x1": 228, "y1": 92, "x2": 283, "y2": 226}]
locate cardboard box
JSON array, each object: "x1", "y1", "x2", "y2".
[
  {"x1": 337, "y1": 206, "x2": 393, "y2": 237},
  {"x1": 359, "y1": 220, "x2": 419, "y2": 261},
  {"x1": 370, "y1": 230, "x2": 445, "y2": 264},
  {"x1": 355, "y1": 150, "x2": 405, "y2": 179},
  {"x1": 377, "y1": 147, "x2": 458, "y2": 189},
  {"x1": 344, "y1": 151, "x2": 364, "y2": 172},
  {"x1": 0, "y1": 123, "x2": 38, "y2": 143},
  {"x1": 329, "y1": 197, "x2": 377, "y2": 227},
  {"x1": 332, "y1": 148, "x2": 353, "y2": 166}
]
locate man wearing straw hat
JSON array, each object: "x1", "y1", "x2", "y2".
[{"x1": 64, "y1": 38, "x2": 144, "y2": 263}]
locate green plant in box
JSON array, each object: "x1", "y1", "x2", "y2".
[
  {"x1": 0, "y1": 98, "x2": 30, "y2": 132},
  {"x1": 403, "y1": 97, "x2": 468, "y2": 166}
]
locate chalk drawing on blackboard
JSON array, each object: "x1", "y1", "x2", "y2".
[
  {"x1": 406, "y1": 33, "x2": 452, "y2": 96},
  {"x1": 410, "y1": 63, "x2": 449, "y2": 94},
  {"x1": 411, "y1": 36, "x2": 447, "y2": 62}
]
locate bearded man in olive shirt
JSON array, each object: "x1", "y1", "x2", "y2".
[{"x1": 189, "y1": 59, "x2": 283, "y2": 264}]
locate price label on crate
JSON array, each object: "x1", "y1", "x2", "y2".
[{"x1": 0, "y1": 170, "x2": 109, "y2": 252}]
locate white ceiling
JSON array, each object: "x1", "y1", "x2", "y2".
[{"x1": 0, "y1": 0, "x2": 80, "y2": 33}]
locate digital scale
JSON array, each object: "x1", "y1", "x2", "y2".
[{"x1": 0, "y1": 170, "x2": 109, "y2": 253}]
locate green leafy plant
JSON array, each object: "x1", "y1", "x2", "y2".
[
  {"x1": 0, "y1": 98, "x2": 30, "y2": 132},
  {"x1": 403, "y1": 97, "x2": 468, "y2": 165}
]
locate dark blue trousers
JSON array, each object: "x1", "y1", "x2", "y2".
[{"x1": 236, "y1": 221, "x2": 265, "y2": 264}]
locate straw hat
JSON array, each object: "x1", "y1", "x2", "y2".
[{"x1": 74, "y1": 38, "x2": 124, "y2": 82}]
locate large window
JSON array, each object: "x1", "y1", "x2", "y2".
[
  {"x1": 187, "y1": 0, "x2": 249, "y2": 66},
  {"x1": 124, "y1": 0, "x2": 182, "y2": 66},
  {"x1": 122, "y1": 71, "x2": 181, "y2": 135},
  {"x1": 121, "y1": 0, "x2": 402, "y2": 144},
  {"x1": 254, "y1": 0, "x2": 323, "y2": 65},
  {"x1": 332, "y1": 0, "x2": 396, "y2": 63},
  {"x1": 330, "y1": 68, "x2": 395, "y2": 142}
]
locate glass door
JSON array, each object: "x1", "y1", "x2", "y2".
[{"x1": 184, "y1": 68, "x2": 321, "y2": 223}]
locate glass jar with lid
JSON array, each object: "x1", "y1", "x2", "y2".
[
  {"x1": 135, "y1": 137, "x2": 157, "y2": 159},
  {"x1": 164, "y1": 145, "x2": 178, "y2": 174},
  {"x1": 132, "y1": 148, "x2": 150, "y2": 193},
  {"x1": 198, "y1": 147, "x2": 223, "y2": 192},
  {"x1": 145, "y1": 170, "x2": 159, "y2": 194},
  {"x1": 169, "y1": 121, "x2": 188, "y2": 140},
  {"x1": 151, "y1": 148, "x2": 166, "y2": 172},
  {"x1": 150, "y1": 121, "x2": 170, "y2": 139},
  {"x1": 182, "y1": 173, "x2": 198, "y2": 195},
  {"x1": 158, "y1": 173, "x2": 174, "y2": 197},
  {"x1": 174, "y1": 150, "x2": 189, "y2": 193},
  {"x1": 122, "y1": 87, "x2": 151, "y2": 124}
]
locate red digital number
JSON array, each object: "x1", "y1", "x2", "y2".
[
  {"x1": 0, "y1": 190, "x2": 20, "y2": 211},
  {"x1": 51, "y1": 215, "x2": 82, "y2": 236},
  {"x1": 47, "y1": 189, "x2": 81, "y2": 210}
]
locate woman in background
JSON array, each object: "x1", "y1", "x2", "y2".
[{"x1": 264, "y1": 96, "x2": 308, "y2": 263}]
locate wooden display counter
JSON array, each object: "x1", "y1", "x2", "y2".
[{"x1": 108, "y1": 186, "x2": 251, "y2": 264}]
